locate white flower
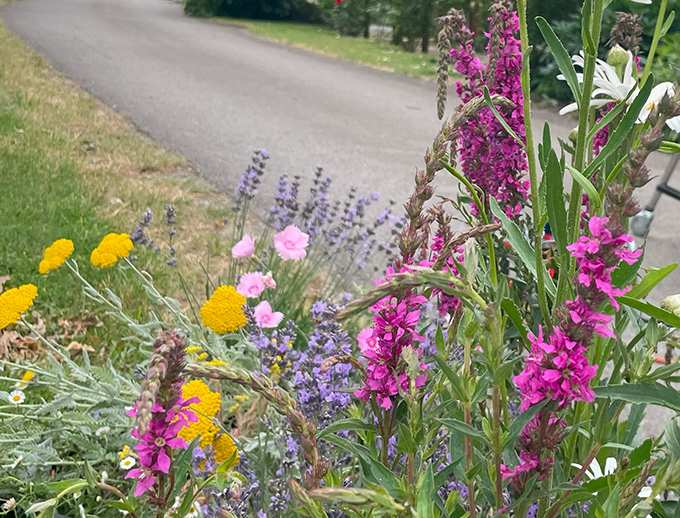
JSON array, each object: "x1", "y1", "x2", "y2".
[
  {"x1": 79, "y1": 504, "x2": 86, "y2": 518},
  {"x1": 2, "y1": 498, "x2": 16, "y2": 511},
  {"x1": 187, "y1": 503, "x2": 201, "y2": 518},
  {"x1": 8, "y1": 390, "x2": 25, "y2": 405},
  {"x1": 118, "y1": 499, "x2": 129, "y2": 516},
  {"x1": 559, "y1": 51, "x2": 637, "y2": 115},
  {"x1": 95, "y1": 426, "x2": 110, "y2": 436},
  {"x1": 119, "y1": 457, "x2": 136, "y2": 470},
  {"x1": 635, "y1": 81, "x2": 675, "y2": 124},
  {"x1": 10, "y1": 455, "x2": 23, "y2": 469},
  {"x1": 630, "y1": 0, "x2": 652, "y2": 3},
  {"x1": 100, "y1": 471, "x2": 108, "y2": 483},
  {"x1": 15, "y1": 380, "x2": 28, "y2": 389},
  {"x1": 667, "y1": 116, "x2": 680, "y2": 132},
  {"x1": 573, "y1": 456, "x2": 618, "y2": 481}
]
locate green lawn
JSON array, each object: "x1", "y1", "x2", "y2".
[
  {"x1": 215, "y1": 18, "x2": 440, "y2": 78},
  {"x1": 0, "y1": 21, "x2": 236, "y2": 361}
]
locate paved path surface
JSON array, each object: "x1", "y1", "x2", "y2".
[{"x1": 3, "y1": 0, "x2": 680, "y2": 434}]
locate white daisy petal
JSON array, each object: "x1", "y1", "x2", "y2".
[
  {"x1": 666, "y1": 115, "x2": 680, "y2": 132},
  {"x1": 604, "y1": 457, "x2": 618, "y2": 476},
  {"x1": 638, "y1": 487, "x2": 653, "y2": 498}
]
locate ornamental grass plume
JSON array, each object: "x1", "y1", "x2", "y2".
[
  {"x1": 127, "y1": 330, "x2": 199, "y2": 500},
  {"x1": 39, "y1": 238, "x2": 74, "y2": 274},
  {"x1": 0, "y1": 284, "x2": 38, "y2": 330},
  {"x1": 90, "y1": 232, "x2": 133, "y2": 268},
  {"x1": 201, "y1": 285, "x2": 247, "y2": 334}
]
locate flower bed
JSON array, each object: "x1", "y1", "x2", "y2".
[{"x1": 3, "y1": 0, "x2": 680, "y2": 517}]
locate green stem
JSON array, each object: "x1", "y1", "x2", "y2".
[
  {"x1": 517, "y1": 0, "x2": 551, "y2": 327},
  {"x1": 641, "y1": 0, "x2": 668, "y2": 85},
  {"x1": 442, "y1": 162, "x2": 499, "y2": 288},
  {"x1": 561, "y1": 0, "x2": 605, "y2": 306}
]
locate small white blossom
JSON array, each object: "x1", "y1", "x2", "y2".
[
  {"x1": 8, "y1": 390, "x2": 25, "y2": 405},
  {"x1": 95, "y1": 426, "x2": 110, "y2": 436},
  {"x1": 119, "y1": 457, "x2": 136, "y2": 470},
  {"x1": 2, "y1": 498, "x2": 16, "y2": 511},
  {"x1": 79, "y1": 504, "x2": 86, "y2": 518},
  {"x1": 10, "y1": 455, "x2": 23, "y2": 469},
  {"x1": 100, "y1": 471, "x2": 108, "y2": 483}
]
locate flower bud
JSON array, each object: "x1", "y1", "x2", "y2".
[
  {"x1": 661, "y1": 294, "x2": 680, "y2": 317},
  {"x1": 569, "y1": 128, "x2": 579, "y2": 145},
  {"x1": 607, "y1": 44, "x2": 629, "y2": 67}
]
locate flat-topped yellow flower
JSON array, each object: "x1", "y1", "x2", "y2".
[
  {"x1": 90, "y1": 233, "x2": 133, "y2": 268},
  {"x1": 178, "y1": 379, "x2": 221, "y2": 446},
  {"x1": 0, "y1": 284, "x2": 38, "y2": 330},
  {"x1": 15, "y1": 370, "x2": 35, "y2": 389},
  {"x1": 200, "y1": 285, "x2": 247, "y2": 334},
  {"x1": 39, "y1": 239, "x2": 74, "y2": 274},
  {"x1": 213, "y1": 432, "x2": 239, "y2": 467}
]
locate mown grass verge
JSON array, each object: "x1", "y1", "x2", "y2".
[
  {"x1": 0, "y1": 20, "x2": 236, "y2": 361},
  {"x1": 214, "y1": 18, "x2": 440, "y2": 78}
]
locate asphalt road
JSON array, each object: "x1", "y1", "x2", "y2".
[{"x1": 2, "y1": 0, "x2": 680, "y2": 434}]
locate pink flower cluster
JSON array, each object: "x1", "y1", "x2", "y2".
[
  {"x1": 126, "y1": 396, "x2": 198, "y2": 496},
  {"x1": 504, "y1": 216, "x2": 641, "y2": 488},
  {"x1": 354, "y1": 268, "x2": 428, "y2": 410},
  {"x1": 514, "y1": 326, "x2": 597, "y2": 412},
  {"x1": 449, "y1": 4, "x2": 529, "y2": 216}
]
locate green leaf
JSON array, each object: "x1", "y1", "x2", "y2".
[
  {"x1": 322, "y1": 434, "x2": 399, "y2": 494},
  {"x1": 482, "y1": 86, "x2": 525, "y2": 148},
  {"x1": 27, "y1": 499, "x2": 58, "y2": 514},
  {"x1": 594, "y1": 383, "x2": 680, "y2": 413},
  {"x1": 506, "y1": 400, "x2": 548, "y2": 446},
  {"x1": 583, "y1": 76, "x2": 653, "y2": 180},
  {"x1": 437, "y1": 418, "x2": 488, "y2": 443},
  {"x1": 418, "y1": 464, "x2": 436, "y2": 518},
  {"x1": 501, "y1": 298, "x2": 531, "y2": 348},
  {"x1": 603, "y1": 485, "x2": 621, "y2": 518},
  {"x1": 626, "y1": 264, "x2": 678, "y2": 300},
  {"x1": 83, "y1": 461, "x2": 98, "y2": 488},
  {"x1": 433, "y1": 355, "x2": 466, "y2": 402},
  {"x1": 489, "y1": 197, "x2": 556, "y2": 299},
  {"x1": 661, "y1": 10, "x2": 676, "y2": 38},
  {"x1": 317, "y1": 419, "x2": 378, "y2": 441},
  {"x1": 566, "y1": 164, "x2": 602, "y2": 209},
  {"x1": 618, "y1": 296, "x2": 680, "y2": 329},
  {"x1": 586, "y1": 95, "x2": 631, "y2": 142},
  {"x1": 536, "y1": 17, "x2": 581, "y2": 105},
  {"x1": 659, "y1": 140, "x2": 680, "y2": 153},
  {"x1": 545, "y1": 150, "x2": 569, "y2": 264},
  {"x1": 397, "y1": 423, "x2": 418, "y2": 455},
  {"x1": 666, "y1": 419, "x2": 680, "y2": 461}
]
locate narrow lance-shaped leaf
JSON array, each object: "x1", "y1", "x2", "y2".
[
  {"x1": 482, "y1": 86, "x2": 525, "y2": 148},
  {"x1": 583, "y1": 76, "x2": 653, "y2": 179},
  {"x1": 536, "y1": 17, "x2": 581, "y2": 106},
  {"x1": 489, "y1": 197, "x2": 557, "y2": 299}
]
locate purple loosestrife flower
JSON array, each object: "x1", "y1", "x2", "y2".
[
  {"x1": 448, "y1": 1, "x2": 529, "y2": 216},
  {"x1": 505, "y1": 216, "x2": 641, "y2": 490},
  {"x1": 355, "y1": 267, "x2": 428, "y2": 410},
  {"x1": 125, "y1": 331, "x2": 198, "y2": 499}
]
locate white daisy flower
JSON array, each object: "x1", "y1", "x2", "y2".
[
  {"x1": 100, "y1": 471, "x2": 108, "y2": 483},
  {"x1": 95, "y1": 426, "x2": 110, "y2": 436},
  {"x1": 8, "y1": 391, "x2": 25, "y2": 405},
  {"x1": 15, "y1": 381, "x2": 28, "y2": 390},
  {"x1": 559, "y1": 51, "x2": 638, "y2": 115},
  {"x1": 187, "y1": 503, "x2": 201, "y2": 518},
  {"x1": 573, "y1": 456, "x2": 618, "y2": 481},
  {"x1": 119, "y1": 457, "x2": 136, "y2": 470}
]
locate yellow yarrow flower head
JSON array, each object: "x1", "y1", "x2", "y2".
[
  {"x1": 0, "y1": 284, "x2": 38, "y2": 330},
  {"x1": 90, "y1": 233, "x2": 133, "y2": 268},
  {"x1": 39, "y1": 239, "x2": 74, "y2": 274},
  {"x1": 15, "y1": 370, "x2": 35, "y2": 389},
  {"x1": 213, "y1": 433, "x2": 239, "y2": 467},
  {"x1": 119, "y1": 445, "x2": 131, "y2": 460},
  {"x1": 200, "y1": 286, "x2": 247, "y2": 334},
  {"x1": 204, "y1": 359, "x2": 228, "y2": 367},
  {"x1": 178, "y1": 379, "x2": 221, "y2": 446}
]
